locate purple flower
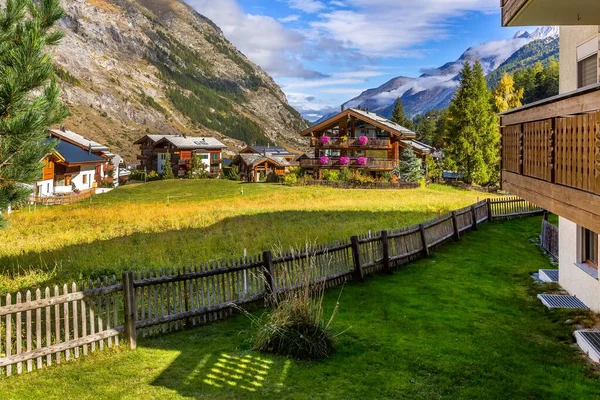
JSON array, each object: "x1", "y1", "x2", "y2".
[
  {"x1": 357, "y1": 157, "x2": 368, "y2": 166},
  {"x1": 358, "y1": 136, "x2": 369, "y2": 146},
  {"x1": 320, "y1": 155, "x2": 329, "y2": 165},
  {"x1": 339, "y1": 156, "x2": 350, "y2": 165},
  {"x1": 320, "y1": 135, "x2": 331, "y2": 144}
]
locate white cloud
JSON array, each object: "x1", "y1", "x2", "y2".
[
  {"x1": 329, "y1": 1, "x2": 346, "y2": 7},
  {"x1": 284, "y1": 78, "x2": 365, "y2": 89},
  {"x1": 279, "y1": 14, "x2": 301, "y2": 23},
  {"x1": 286, "y1": 0, "x2": 326, "y2": 13}
]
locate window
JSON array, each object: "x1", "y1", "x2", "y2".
[
  {"x1": 200, "y1": 154, "x2": 208, "y2": 160},
  {"x1": 578, "y1": 55, "x2": 597, "y2": 88},
  {"x1": 582, "y1": 228, "x2": 598, "y2": 269},
  {"x1": 82, "y1": 174, "x2": 87, "y2": 184}
]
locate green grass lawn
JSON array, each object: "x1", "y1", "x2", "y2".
[
  {"x1": 2, "y1": 217, "x2": 599, "y2": 399},
  {"x1": 0, "y1": 180, "x2": 493, "y2": 293}
]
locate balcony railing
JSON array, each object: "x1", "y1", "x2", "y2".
[
  {"x1": 299, "y1": 157, "x2": 396, "y2": 170},
  {"x1": 310, "y1": 137, "x2": 391, "y2": 149},
  {"x1": 210, "y1": 158, "x2": 222, "y2": 165},
  {"x1": 500, "y1": 83, "x2": 600, "y2": 232}
]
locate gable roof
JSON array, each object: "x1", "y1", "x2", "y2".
[
  {"x1": 401, "y1": 139, "x2": 435, "y2": 155},
  {"x1": 300, "y1": 108, "x2": 416, "y2": 138},
  {"x1": 135, "y1": 134, "x2": 226, "y2": 150},
  {"x1": 243, "y1": 145, "x2": 296, "y2": 157},
  {"x1": 49, "y1": 128, "x2": 109, "y2": 152},
  {"x1": 50, "y1": 138, "x2": 106, "y2": 165},
  {"x1": 233, "y1": 153, "x2": 290, "y2": 168},
  {"x1": 133, "y1": 134, "x2": 166, "y2": 145}
]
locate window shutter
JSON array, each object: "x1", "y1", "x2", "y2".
[{"x1": 578, "y1": 55, "x2": 598, "y2": 88}]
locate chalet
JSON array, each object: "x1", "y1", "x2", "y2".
[
  {"x1": 134, "y1": 135, "x2": 226, "y2": 177},
  {"x1": 231, "y1": 153, "x2": 290, "y2": 182},
  {"x1": 35, "y1": 138, "x2": 106, "y2": 197},
  {"x1": 299, "y1": 108, "x2": 433, "y2": 176},
  {"x1": 239, "y1": 145, "x2": 297, "y2": 163},
  {"x1": 500, "y1": 3, "x2": 600, "y2": 311}
]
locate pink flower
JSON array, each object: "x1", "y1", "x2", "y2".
[
  {"x1": 339, "y1": 156, "x2": 350, "y2": 166},
  {"x1": 320, "y1": 135, "x2": 331, "y2": 144},
  {"x1": 358, "y1": 136, "x2": 369, "y2": 146},
  {"x1": 320, "y1": 155, "x2": 329, "y2": 165},
  {"x1": 357, "y1": 157, "x2": 368, "y2": 166}
]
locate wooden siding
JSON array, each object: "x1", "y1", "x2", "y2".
[
  {"x1": 502, "y1": 124, "x2": 522, "y2": 173},
  {"x1": 523, "y1": 119, "x2": 553, "y2": 182},
  {"x1": 41, "y1": 159, "x2": 54, "y2": 181}
]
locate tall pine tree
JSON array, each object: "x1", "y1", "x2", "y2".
[
  {"x1": 397, "y1": 146, "x2": 423, "y2": 183},
  {"x1": 390, "y1": 97, "x2": 414, "y2": 130},
  {"x1": 443, "y1": 60, "x2": 499, "y2": 185},
  {"x1": 0, "y1": 0, "x2": 67, "y2": 227}
]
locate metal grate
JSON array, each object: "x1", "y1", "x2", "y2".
[
  {"x1": 539, "y1": 269, "x2": 559, "y2": 283},
  {"x1": 537, "y1": 294, "x2": 588, "y2": 309},
  {"x1": 575, "y1": 330, "x2": 600, "y2": 363}
]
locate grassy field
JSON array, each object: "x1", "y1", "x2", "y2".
[
  {"x1": 0, "y1": 180, "x2": 492, "y2": 293},
  {"x1": 2, "y1": 217, "x2": 599, "y2": 399}
]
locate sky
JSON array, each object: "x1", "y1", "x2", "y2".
[{"x1": 187, "y1": 0, "x2": 533, "y2": 121}]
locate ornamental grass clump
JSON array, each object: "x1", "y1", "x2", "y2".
[{"x1": 251, "y1": 246, "x2": 343, "y2": 360}]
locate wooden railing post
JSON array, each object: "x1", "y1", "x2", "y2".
[
  {"x1": 380, "y1": 230, "x2": 392, "y2": 274},
  {"x1": 419, "y1": 224, "x2": 430, "y2": 257},
  {"x1": 470, "y1": 205, "x2": 478, "y2": 231},
  {"x1": 122, "y1": 271, "x2": 137, "y2": 350},
  {"x1": 451, "y1": 211, "x2": 460, "y2": 241},
  {"x1": 350, "y1": 236, "x2": 364, "y2": 281},
  {"x1": 486, "y1": 198, "x2": 493, "y2": 222},
  {"x1": 262, "y1": 251, "x2": 276, "y2": 306}
]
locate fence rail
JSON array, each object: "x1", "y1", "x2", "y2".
[
  {"x1": 31, "y1": 190, "x2": 94, "y2": 206},
  {"x1": 540, "y1": 218, "x2": 559, "y2": 260},
  {"x1": 0, "y1": 197, "x2": 541, "y2": 377}
]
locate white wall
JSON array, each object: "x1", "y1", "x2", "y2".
[
  {"x1": 559, "y1": 26, "x2": 599, "y2": 94},
  {"x1": 36, "y1": 179, "x2": 54, "y2": 196},
  {"x1": 559, "y1": 217, "x2": 600, "y2": 312},
  {"x1": 71, "y1": 165, "x2": 96, "y2": 191}
]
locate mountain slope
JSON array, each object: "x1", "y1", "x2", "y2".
[
  {"x1": 53, "y1": 0, "x2": 307, "y2": 160},
  {"x1": 319, "y1": 26, "x2": 559, "y2": 122}
]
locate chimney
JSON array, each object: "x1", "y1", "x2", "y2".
[
  {"x1": 60, "y1": 125, "x2": 66, "y2": 132},
  {"x1": 88, "y1": 143, "x2": 92, "y2": 154},
  {"x1": 341, "y1": 105, "x2": 345, "y2": 112}
]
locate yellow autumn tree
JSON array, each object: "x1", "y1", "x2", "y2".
[{"x1": 493, "y1": 73, "x2": 524, "y2": 113}]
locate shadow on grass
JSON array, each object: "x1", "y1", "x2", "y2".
[{"x1": 0, "y1": 210, "x2": 434, "y2": 291}]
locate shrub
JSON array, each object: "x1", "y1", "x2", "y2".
[
  {"x1": 283, "y1": 173, "x2": 297, "y2": 186},
  {"x1": 322, "y1": 170, "x2": 340, "y2": 181},
  {"x1": 339, "y1": 168, "x2": 352, "y2": 182},
  {"x1": 147, "y1": 170, "x2": 160, "y2": 181},
  {"x1": 223, "y1": 166, "x2": 240, "y2": 181},
  {"x1": 249, "y1": 246, "x2": 341, "y2": 360},
  {"x1": 266, "y1": 172, "x2": 280, "y2": 183},
  {"x1": 380, "y1": 172, "x2": 392, "y2": 183}
]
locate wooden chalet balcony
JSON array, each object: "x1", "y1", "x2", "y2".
[
  {"x1": 210, "y1": 158, "x2": 222, "y2": 165},
  {"x1": 310, "y1": 137, "x2": 391, "y2": 149},
  {"x1": 299, "y1": 157, "x2": 396, "y2": 170},
  {"x1": 136, "y1": 154, "x2": 152, "y2": 161},
  {"x1": 500, "y1": 83, "x2": 600, "y2": 233},
  {"x1": 501, "y1": 0, "x2": 600, "y2": 26}
]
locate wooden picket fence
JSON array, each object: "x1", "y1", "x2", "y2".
[
  {"x1": 540, "y1": 217, "x2": 559, "y2": 260},
  {"x1": 0, "y1": 197, "x2": 542, "y2": 377}
]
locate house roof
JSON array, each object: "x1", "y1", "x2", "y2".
[
  {"x1": 49, "y1": 128, "x2": 110, "y2": 152},
  {"x1": 401, "y1": 139, "x2": 435, "y2": 155},
  {"x1": 243, "y1": 145, "x2": 296, "y2": 157},
  {"x1": 50, "y1": 138, "x2": 106, "y2": 165},
  {"x1": 234, "y1": 153, "x2": 290, "y2": 168},
  {"x1": 299, "y1": 108, "x2": 417, "y2": 139},
  {"x1": 136, "y1": 134, "x2": 226, "y2": 150}
]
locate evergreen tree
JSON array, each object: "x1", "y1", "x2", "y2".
[
  {"x1": 513, "y1": 58, "x2": 559, "y2": 104},
  {"x1": 188, "y1": 153, "x2": 208, "y2": 179},
  {"x1": 397, "y1": 146, "x2": 424, "y2": 183},
  {"x1": 162, "y1": 153, "x2": 174, "y2": 179},
  {"x1": 414, "y1": 109, "x2": 444, "y2": 145},
  {"x1": 0, "y1": 0, "x2": 67, "y2": 227},
  {"x1": 492, "y1": 73, "x2": 524, "y2": 113},
  {"x1": 390, "y1": 97, "x2": 414, "y2": 130},
  {"x1": 443, "y1": 60, "x2": 500, "y2": 185},
  {"x1": 425, "y1": 154, "x2": 442, "y2": 182}
]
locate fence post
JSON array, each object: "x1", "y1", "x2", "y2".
[
  {"x1": 380, "y1": 230, "x2": 392, "y2": 274},
  {"x1": 451, "y1": 211, "x2": 460, "y2": 241},
  {"x1": 350, "y1": 236, "x2": 364, "y2": 281},
  {"x1": 486, "y1": 198, "x2": 493, "y2": 222},
  {"x1": 470, "y1": 205, "x2": 478, "y2": 231},
  {"x1": 262, "y1": 251, "x2": 276, "y2": 306},
  {"x1": 419, "y1": 224, "x2": 430, "y2": 257},
  {"x1": 122, "y1": 271, "x2": 137, "y2": 350}
]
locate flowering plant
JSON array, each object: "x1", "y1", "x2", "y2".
[
  {"x1": 320, "y1": 155, "x2": 329, "y2": 165},
  {"x1": 358, "y1": 136, "x2": 369, "y2": 146},
  {"x1": 357, "y1": 157, "x2": 368, "y2": 166},
  {"x1": 320, "y1": 135, "x2": 331, "y2": 144},
  {"x1": 339, "y1": 156, "x2": 350, "y2": 166}
]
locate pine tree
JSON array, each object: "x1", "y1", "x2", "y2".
[
  {"x1": 390, "y1": 97, "x2": 414, "y2": 130},
  {"x1": 188, "y1": 153, "x2": 208, "y2": 179},
  {"x1": 162, "y1": 153, "x2": 175, "y2": 179},
  {"x1": 397, "y1": 146, "x2": 424, "y2": 183},
  {"x1": 443, "y1": 60, "x2": 500, "y2": 185},
  {"x1": 0, "y1": 0, "x2": 67, "y2": 227},
  {"x1": 492, "y1": 73, "x2": 524, "y2": 113}
]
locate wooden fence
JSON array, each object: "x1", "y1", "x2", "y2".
[
  {"x1": 0, "y1": 197, "x2": 543, "y2": 377},
  {"x1": 32, "y1": 190, "x2": 95, "y2": 206},
  {"x1": 540, "y1": 217, "x2": 559, "y2": 260}
]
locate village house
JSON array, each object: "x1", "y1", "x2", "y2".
[
  {"x1": 231, "y1": 153, "x2": 291, "y2": 182},
  {"x1": 134, "y1": 134, "x2": 226, "y2": 177},
  {"x1": 298, "y1": 108, "x2": 434, "y2": 177},
  {"x1": 500, "y1": 3, "x2": 600, "y2": 311},
  {"x1": 239, "y1": 144, "x2": 298, "y2": 164}
]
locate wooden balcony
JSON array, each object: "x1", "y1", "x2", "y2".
[
  {"x1": 299, "y1": 157, "x2": 396, "y2": 170},
  {"x1": 210, "y1": 158, "x2": 222, "y2": 165},
  {"x1": 310, "y1": 137, "x2": 391, "y2": 149},
  {"x1": 500, "y1": 83, "x2": 600, "y2": 233},
  {"x1": 501, "y1": 0, "x2": 600, "y2": 26}
]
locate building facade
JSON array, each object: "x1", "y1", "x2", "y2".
[
  {"x1": 134, "y1": 135, "x2": 226, "y2": 177},
  {"x1": 500, "y1": 3, "x2": 600, "y2": 310}
]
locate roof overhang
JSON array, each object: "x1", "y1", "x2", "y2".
[{"x1": 502, "y1": 0, "x2": 600, "y2": 26}]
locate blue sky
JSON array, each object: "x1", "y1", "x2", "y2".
[{"x1": 188, "y1": 0, "x2": 535, "y2": 120}]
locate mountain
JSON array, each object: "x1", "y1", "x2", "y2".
[
  {"x1": 53, "y1": 0, "x2": 308, "y2": 161},
  {"x1": 319, "y1": 26, "x2": 559, "y2": 122}
]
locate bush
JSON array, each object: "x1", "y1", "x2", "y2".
[
  {"x1": 322, "y1": 170, "x2": 340, "y2": 181},
  {"x1": 147, "y1": 170, "x2": 160, "y2": 181},
  {"x1": 283, "y1": 173, "x2": 297, "y2": 186},
  {"x1": 249, "y1": 247, "x2": 340, "y2": 360},
  {"x1": 223, "y1": 166, "x2": 240, "y2": 181},
  {"x1": 338, "y1": 168, "x2": 351, "y2": 182},
  {"x1": 266, "y1": 172, "x2": 280, "y2": 183}
]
